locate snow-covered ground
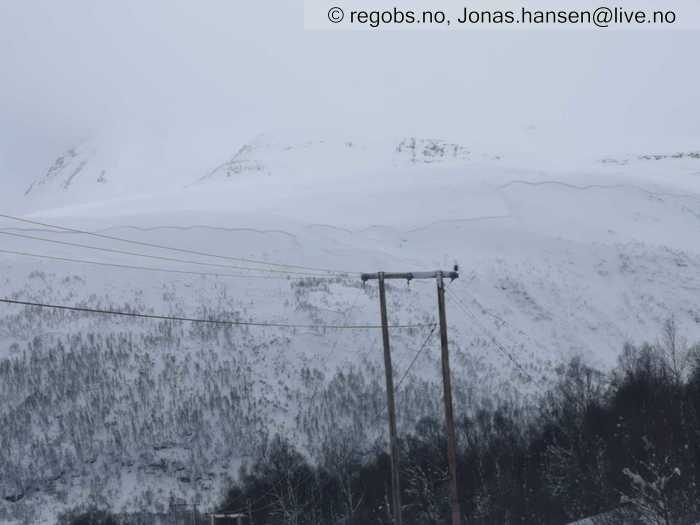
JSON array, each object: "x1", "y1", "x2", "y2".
[{"x1": 1, "y1": 132, "x2": 699, "y2": 523}]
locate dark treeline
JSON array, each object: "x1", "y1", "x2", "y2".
[{"x1": 219, "y1": 325, "x2": 700, "y2": 525}]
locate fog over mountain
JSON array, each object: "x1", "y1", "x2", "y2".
[{"x1": 2, "y1": 1, "x2": 699, "y2": 207}]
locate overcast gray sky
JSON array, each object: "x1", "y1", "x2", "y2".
[{"x1": 1, "y1": 0, "x2": 699, "y2": 201}]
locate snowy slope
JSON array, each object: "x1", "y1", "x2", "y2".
[
  {"x1": 21, "y1": 136, "x2": 200, "y2": 213},
  {"x1": 23, "y1": 142, "x2": 106, "y2": 198},
  {"x1": 196, "y1": 134, "x2": 476, "y2": 183},
  {"x1": 1, "y1": 133, "x2": 699, "y2": 523}
]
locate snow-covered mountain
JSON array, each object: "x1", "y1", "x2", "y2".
[
  {"x1": 2, "y1": 132, "x2": 700, "y2": 523},
  {"x1": 24, "y1": 142, "x2": 107, "y2": 199},
  {"x1": 21, "y1": 134, "x2": 493, "y2": 216},
  {"x1": 21, "y1": 137, "x2": 200, "y2": 213},
  {"x1": 197, "y1": 134, "x2": 476, "y2": 183}
]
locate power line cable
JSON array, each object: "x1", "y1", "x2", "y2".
[
  {"x1": 453, "y1": 278, "x2": 553, "y2": 358},
  {"x1": 322, "y1": 285, "x2": 367, "y2": 356},
  {"x1": 0, "y1": 248, "x2": 337, "y2": 281},
  {"x1": 0, "y1": 230, "x2": 335, "y2": 277},
  {"x1": 444, "y1": 287, "x2": 538, "y2": 385},
  {"x1": 0, "y1": 298, "x2": 429, "y2": 330},
  {"x1": 0, "y1": 213, "x2": 355, "y2": 275},
  {"x1": 446, "y1": 288, "x2": 528, "y2": 370},
  {"x1": 395, "y1": 323, "x2": 438, "y2": 390},
  {"x1": 394, "y1": 279, "x2": 456, "y2": 390}
]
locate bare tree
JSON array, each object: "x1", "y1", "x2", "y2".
[
  {"x1": 320, "y1": 432, "x2": 364, "y2": 524},
  {"x1": 621, "y1": 457, "x2": 680, "y2": 525},
  {"x1": 658, "y1": 317, "x2": 691, "y2": 386}
]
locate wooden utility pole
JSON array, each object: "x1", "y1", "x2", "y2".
[
  {"x1": 362, "y1": 269, "x2": 460, "y2": 525},
  {"x1": 437, "y1": 272, "x2": 461, "y2": 525},
  {"x1": 377, "y1": 272, "x2": 402, "y2": 525}
]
